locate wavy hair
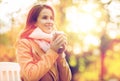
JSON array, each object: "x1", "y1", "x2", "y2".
[{"x1": 20, "y1": 4, "x2": 55, "y2": 38}]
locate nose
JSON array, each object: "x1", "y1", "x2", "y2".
[{"x1": 47, "y1": 19, "x2": 54, "y2": 24}]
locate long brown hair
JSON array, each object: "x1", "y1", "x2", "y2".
[{"x1": 20, "y1": 4, "x2": 55, "y2": 39}]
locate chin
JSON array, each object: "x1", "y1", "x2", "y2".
[
  {"x1": 45, "y1": 31, "x2": 52, "y2": 34},
  {"x1": 44, "y1": 27, "x2": 53, "y2": 34}
]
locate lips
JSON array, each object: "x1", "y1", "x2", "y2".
[{"x1": 45, "y1": 23, "x2": 53, "y2": 28}]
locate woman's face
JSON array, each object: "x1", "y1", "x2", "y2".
[{"x1": 35, "y1": 8, "x2": 54, "y2": 34}]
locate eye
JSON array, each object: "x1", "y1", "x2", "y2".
[
  {"x1": 50, "y1": 16, "x2": 54, "y2": 20},
  {"x1": 42, "y1": 16, "x2": 48, "y2": 19}
]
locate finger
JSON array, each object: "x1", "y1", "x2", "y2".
[
  {"x1": 54, "y1": 35, "x2": 64, "y2": 44},
  {"x1": 59, "y1": 40, "x2": 66, "y2": 48}
]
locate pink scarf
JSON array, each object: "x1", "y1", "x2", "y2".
[{"x1": 28, "y1": 27, "x2": 54, "y2": 52}]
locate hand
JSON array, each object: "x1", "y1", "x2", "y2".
[
  {"x1": 57, "y1": 43, "x2": 66, "y2": 54},
  {"x1": 50, "y1": 32, "x2": 67, "y2": 54}
]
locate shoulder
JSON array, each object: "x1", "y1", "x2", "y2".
[
  {"x1": 16, "y1": 38, "x2": 32, "y2": 48},
  {"x1": 17, "y1": 38, "x2": 29, "y2": 44}
]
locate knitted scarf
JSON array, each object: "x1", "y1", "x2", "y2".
[{"x1": 28, "y1": 27, "x2": 53, "y2": 52}]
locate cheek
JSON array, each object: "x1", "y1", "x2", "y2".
[
  {"x1": 39, "y1": 19, "x2": 46, "y2": 24},
  {"x1": 39, "y1": 19, "x2": 54, "y2": 24}
]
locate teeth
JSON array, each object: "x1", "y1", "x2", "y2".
[{"x1": 46, "y1": 25, "x2": 52, "y2": 27}]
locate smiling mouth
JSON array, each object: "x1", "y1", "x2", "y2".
[
  {"x1": 45, "y1": 24, "x2": 53, "y2": 27},
  {"x1": 45, "y1": 26, "x2": 52, "y2": 29}
]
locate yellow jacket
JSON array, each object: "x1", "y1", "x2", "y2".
[{"x1": 16, "y1": 38, "x2": 72, "y2": 81}]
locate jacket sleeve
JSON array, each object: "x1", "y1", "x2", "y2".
[
  {"x1": 16, "y1": 39, "x2": 59, "y2": 81},
  {"x1": 57, "y1": 53, "x2": 72, "y2": 81}
]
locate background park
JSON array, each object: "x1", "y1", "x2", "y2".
[{"x1": 0, "y1": 0, "x2": 120, "y2": 81}]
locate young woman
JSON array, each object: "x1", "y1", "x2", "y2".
[{"x1": 16, "y1": 4, "x2": 72, "y2": 81}]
